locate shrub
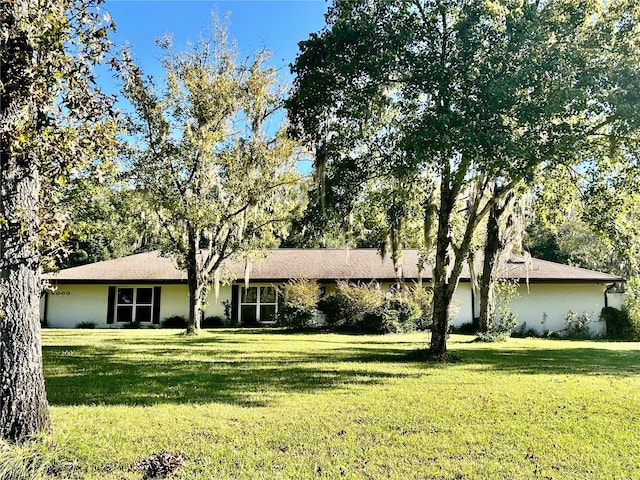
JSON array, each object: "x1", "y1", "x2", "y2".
[
  {"x1": 161, "y1": 315, "x2": 188, "y2": 329},
  {"x1": 318, "y1": 293, "x2": 349, "y2": 327},
  {"x1": 600, "y1": 307, "x2": 630, "y2": 340},
  {"x1": 277, "y1": 279, "x2": 321, "y2": 330},
  {"x1": 621, "y1": 277, "x2": 640, "y2": 341},
  {"x1": 75, "y1": 321, "x2": 96, "y2": 329},
  {"x1": 202, "y1": 315, "x2": 225, "y2": 328},
  {"x1": 562, "y1": 311, "x2": 596, "y2": 339},
  {"x1": 337, "y1": 281, "x2": 385, "y2": 328},
  {"x1": 405, "y1": 286, "x2": 433, "y2": 330},
  {"x1": 361, "y1": 296, "x2": 422, "y2": 334}
]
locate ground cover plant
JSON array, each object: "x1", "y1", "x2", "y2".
[{"x1": 2, "y1": 329, "x2": 638, "y2": 479}]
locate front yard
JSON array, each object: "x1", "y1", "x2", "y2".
[{"x1": 5, "y1": 329, "x2": 640, "y2": 479}]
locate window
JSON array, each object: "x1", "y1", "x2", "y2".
[
  {"x1": 116, "y1": 287, "x2": 154, "y2": 323},
  {"x1": 240, "y1": 286, "x2": 277, "y2": 324}
]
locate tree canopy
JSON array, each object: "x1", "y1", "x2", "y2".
[
  {"x1": 120, "y1": 21, "x2": 304, "y2": 333},
  {"x1": 288, "y1": 0, "x2": 640, "y2": 357},
  {"x1": 1, "y1": 0, "x2": 117, "y2": 442}
]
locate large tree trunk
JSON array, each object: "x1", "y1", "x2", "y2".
[
  {"x1": 0, "y1": 158, "x2": 51, "y2": 442},
  {"x1": 0, "y1": 8, "x2": 51, "y2": 443}
]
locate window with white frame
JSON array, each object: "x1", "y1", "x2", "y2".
[
  {"x1": 240, "y1": 286, "x2": 277, "y2": 324},
  {"x1": 116, "y1": 287, "x2": 154, "y2": 323}
]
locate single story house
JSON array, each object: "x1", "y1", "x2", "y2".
[{"x1": 41, "y1": 249, "x2": 623, "y2": 335}]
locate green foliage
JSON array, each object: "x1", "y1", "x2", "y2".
[
  {"x1": 363, "y1": 296, "x2": 422, "y2": 334},
  {"x1": 202, "y1": 316, "x2": 226, "y2": 328},
  {"x1": 562, "y1": 311, "x2": 597, "y2": 339},
  {"x1": 317, "y1": 293, "x2": 348, "y2": 327},
  {"x1": 0, "y1": 437, "x2": 74, "y2": 480},
  {"x1": 74, "y1": 322, "x2": 96, "y2": 329},
  {"x1": 161, "y1": 315, "x2": 187, "y2": 329},
  {"x1": 37, "y1": 329, "x2": 640, "y2": 479},
  {"x1": 405, "y1": 286, "x2": 433, "y2": 331},
  {"x1": 621, "y1": 277, "x2": 640, "y2": 341},
  {"x1": 478, "y1": 280, "x2": 520, "y2": 342},
  {"x1": 288, "y1": 0, "x2": 640, "y2": 356},
  {"x1": 600, "y1": 307, "x2": 631, "y2": 340},
  {"x1": 316, "y1": 283, "x2": 425, "y2": 334},
  {"x1": 119, "y1": 16, "x2": 303, "y2": 333},
  {"x1": 277, "y1": 279, "x2": 321, "y2": 330}
]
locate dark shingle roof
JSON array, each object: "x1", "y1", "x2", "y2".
[{"x1": 45, "y1": 249, "x2": 624, "y2": 284}]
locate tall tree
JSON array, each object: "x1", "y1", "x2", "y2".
[
  {"x1": 0, "y1": 0, "x2": 116, "y2": 442},
  {"x1": 288, "y1": 0, "x2": 640, "y2": 358},
  {"x1": 121, "y1": 22, "x2": 303, "y2": 334}
]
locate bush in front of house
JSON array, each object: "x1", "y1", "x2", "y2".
[
  {"x1": 277, "y1": 279, "x2": 321, "y2": 330},
  {"x1": 316, "y1": 281, "x2": 385, "y2": 330},
  {"x1": 405, "y1": 285, "x2": 433, "y2": 331},
  {"x1": 562, "y1": 311, "x2": 596, "y2": 339},
  {"x1": 202, "y1": 315, "x2": 226, "y2": 328},
  {"x1": 75, "y1": 321, "x2": 96, "y2": 329},
  {"x1": 317, "y1": 282, "x2": 426, "y2": 334},
  {"x1": 161, "y1": 315, "x2": 188, "y2": 329},
  {"x1": 361, "y1": 296, "x2": 422, "y2": 334},
  {"x1": 600, "y1": 307, "x2": 632, "y2": 340},
  {"x1": 621, "y1": 277, "x2": 640, "y2": 341}
]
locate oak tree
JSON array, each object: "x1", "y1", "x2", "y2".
[
  {"x1": 0, "y1": 0, "x2": 117, "y2": 442},
  {"x1": 121, "y1": 22, "x2": 303, "y2": 334}
]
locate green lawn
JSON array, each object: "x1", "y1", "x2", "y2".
[{"x1": 12, "y1": 330, "x2": 640, "y2": 478}]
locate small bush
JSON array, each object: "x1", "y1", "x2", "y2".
[
  {"x1": 512, "y1": 322, "x2": 539, "y2": 338},
  {"x1": 75, "y1": 321, "x2": 96, "y2": 329},
  {"x1": 161, "y1": 315, "x2": 188, "y2": 329},
  {"x1": 600, "y1": 307, "x2": 631, "y2": 340},
  {"x1": 562, "y1": 311, "x2": 595, "y2": 339},
  {"x1": 405, "y1": 286, "x2": 433, "y2": 330},
  {"x1": 202, "y1": 315, "x2": 226, "y2": 328},
  {"x1": 122, "y1": 321, "x2": 142, "y2": 329},
  {"x1": 361, "y1": 296, "x2": 422, "y2": 334},
  {"x1": 318, "y1": 293, "x2": 348, "y2": 327},
  {"x1": 451, "y1": 322, "x2": 476, "y2": 334},
  {"x1": 277, "y1": 279, "x2": 321, "y2": 330},
  {"x1": 621, "y1": 277, "x2": 640, "y2": 341}
]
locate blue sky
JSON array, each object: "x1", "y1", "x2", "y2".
[{"x1": 102, "y1": 0, "x2": 329, "y2": 86}]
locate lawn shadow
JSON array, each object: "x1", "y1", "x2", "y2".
[
  {"x1": 453, "y1": 344, "x2": 640, "y2": 376},
  {"x1": 43, "y1": 341, "x2": 413, "y2": 407}
]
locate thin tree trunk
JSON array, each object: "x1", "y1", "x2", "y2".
[
  {"x1": 429, "y1": 184, "x2": 455, "y2": 358},
  {"x1": 478, "y1": 188, "x2": 513, "y2": 333},
  {"x1": 185, "y1": 228, "x2": 203, "y2": 335}
]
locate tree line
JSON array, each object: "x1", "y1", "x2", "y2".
[{"x1": 1, "y1": 0, "x2": 639, "y2": 443}]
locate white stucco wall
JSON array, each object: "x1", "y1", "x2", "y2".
[
  {"x1": 44, "y1": 285, "x2": 109, "y2": 328},
  {"x1": 508, "y1": 283, "x2": 607, "y2": 335},
  {"x1": 41, "y1": 283, "x2": 234, "y2": 328}
]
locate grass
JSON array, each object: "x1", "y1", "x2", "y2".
[{"x1": 6, "y1": 329, "x2": 640, "y2": 479}]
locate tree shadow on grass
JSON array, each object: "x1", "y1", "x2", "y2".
[
  {"x1": 452, "y1": 345, "x2": 640, "y2": 377},
  {"x1": 43, "y1": 343, "x2": 412, "y2": 407}
]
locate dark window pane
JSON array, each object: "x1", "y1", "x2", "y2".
[
  {"x1": 241, "y1": 287, "x2": 257, "y2": 303},
  {"x1": 117, "y1": 305, "x2": 133, "y2": 323},
  {"x1": 137, "y1": 288, "x2": 153, "y2": 305},
  {"x1": 241, "y1": 305, "x2": 257, "y2": 325},
  {"x1": 136, "y1": 305, "x2": 152, "y2": 323},
  {"x1": 260, "y1": 286, "x2": 276, "y2": 303},
  {"x1": 117, "y1": 288, "x2": 134, "y2": 305},
  {"x1": 260, "y1": 305, "x2": 276, "y2": 322}
]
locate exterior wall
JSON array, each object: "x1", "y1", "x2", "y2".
[
  {"x1": 509, "y1": 283, "x2": 607, "y2": 335},
  {"x1": 203, "y1": 286, "x2": 231, "y2": 319},
  {"x1": 44, "y1": 285, "x2": 109, "y2": 328},
  {"x1": 41, "y1": 283, "x2": 233, "y2": 328},
  {"x1": 606, "y1": 292, "x2": 626, "y2": 310}
]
